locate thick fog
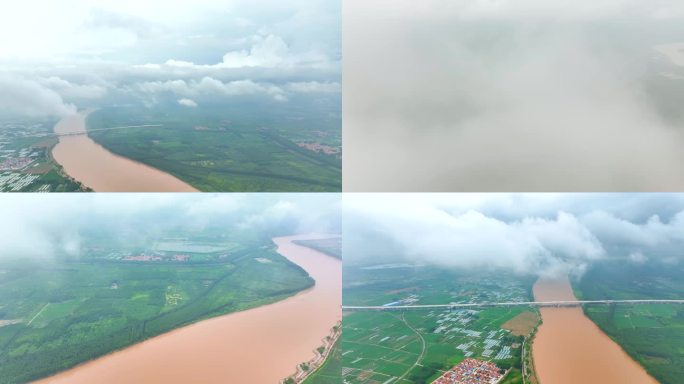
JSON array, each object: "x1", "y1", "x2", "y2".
[
  {"x1": 344, "y1": 0, "x2": 684, "y2": 191},
  {"x1": 344, "y1": 194, "x2": 684, "y2": 277},
  {"x1": 0, "y1": 0, "x2": 339, "y2": 118},
  {"x1": 0, "y1": 193, "x2": 340, "y2": 260}
]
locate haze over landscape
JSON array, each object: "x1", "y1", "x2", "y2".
[
  {"x1": 344, "y1": 0, "x2": 684, "y2": 191},
  {"x1": 0, "y1": 194, "x2": 341, "y2": 383},
  {"x1": 343, "y1": 193, "x2": 684, "y2": 384},
  {"x1": 0, "y1": 0, "x2": 341, "y2": 192},
  {"x1": 0, "y1": 193, "x2": 340, "y2": 260},
  {"x1": 4, "y1": 1, "x2": 684, "y2": 383},
  {"x1": 344, "y1": 193, "x2": 684, "y2": 276}
]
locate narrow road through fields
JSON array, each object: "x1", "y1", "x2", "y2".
[
  {"x1": 27, "y1": 303, "x2": 50, "y2": 326},
  {"x1": 395, "y1": 312, "x2": 426, "y2": 383}
]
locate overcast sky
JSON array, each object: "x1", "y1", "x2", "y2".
[
  {"x1": 0, "y1": 0, "x2": 340, "y2": 117},
  {"x1": 344, "y1": 0, "x2": 684, "y2": 191},
  {"x1": 344, "y1": 193, "x2": 684, "y2": 278}
]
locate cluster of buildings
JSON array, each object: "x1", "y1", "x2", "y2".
[
  {"x1": 121, "y1": 253, "x2": 190, "y2": 262},
  {"x1": 0, "y1": 121, "x2": 52, "y2": 191},
  {"x1": 432, "y1": 358, "x2": 504, "y2": 384},
  {"x1": 0, "y1": 156, "x2": 34, "y2": 171},
  {"x1": 102, "y1": 242, "x2": 232, "y2": 264},
  {"x1": 296, "y1": 141, "x2": 341, "y2": 156}
]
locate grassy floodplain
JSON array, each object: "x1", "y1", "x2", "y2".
[
  {"x1": 0, "y1": 232, "x2": 312, "y2": 383},
  {"x1": 576, "y1": 261, "x2": 684, "y2": 384},
  {"x1": 86, "y1": 100, "x2": 341, "y2": 192},
  {"x1": 342, "y1": 266, "x2": 538, "y2": 384}
]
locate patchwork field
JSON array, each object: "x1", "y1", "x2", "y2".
[
  {"x1": 502, "y1": 312, "x2": 539, "y2": 337},
  {"x1": 342, "y1": 266, "x2": 538, "y2": 383}
]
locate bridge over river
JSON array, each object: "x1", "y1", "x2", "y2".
[
  {"x1": 26, "y1": 124, "x2": 163, "y2": 138},
  {"x1": 342, "y1": 299, "x2": 684, "y2": 311}
]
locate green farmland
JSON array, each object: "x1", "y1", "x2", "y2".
[
  {"x1": 342, "y1": 266, "x2": 537, "y2": 383},
  {"x1": 0, "y1": 238, "x2": 312, "y2": 383},
  {"x1": 576, "y1": 261, "x2": 684, "y2": 384},
  {"x1": 86, "y1": 101, "x2": 341, "y2": 192}
]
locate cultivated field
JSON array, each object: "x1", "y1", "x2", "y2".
[
  {"x1": 342, "y1": 266, "x2": 537, "y2": 383},
  {"x1": 577, "y1": 261, "x2": 684, "y2": 384},
  {"x1": 0, "y1": 234, "x2": 313, "y2": 383},
  {"x1": 86, "y1": 101, "x2": 341, "y2": 192}
]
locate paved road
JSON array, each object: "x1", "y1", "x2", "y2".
[
  {"x1": 25, "y1": 124, "x2": 163, "y2": 138},
  {"x1": 342, "y1": 299, "x2": 684, "y2": 311}
]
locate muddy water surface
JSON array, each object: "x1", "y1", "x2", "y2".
[
  {"x1": 51, "y1": 112, "x2": 197, "y2": 192},
  {"x1": 532, "y1": 276, "x2": 658, "y2": 384},
  {"x1": 36, "y1": 235, "x2": 341, "y2": 384}
]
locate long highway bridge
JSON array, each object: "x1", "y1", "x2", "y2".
[
  {"x1": 25, "y1": 124, "x2": 163, "y2": 138},
  {"x1": 342, "y1": 299, "x2": 684, "y2": 311}
]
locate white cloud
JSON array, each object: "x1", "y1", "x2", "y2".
[
  {"x1": 0, "y1": 193, "x2": 340, "y2": 260},
  {"x1": 221, "y1": 34, "x2": 290, "y2": 68},
  {"x1": 39, "y1": 77, "x2": 108, "y2": 99},
  {"x1": 0, "y1": 0, "x2": 339, "y2": 113},
  {"x1": 0, "y1": 77, "x2": 77, "y2": 118},
  {"x1": 353, "y1": 0, "x2": 684, "y2": 21},
  {"x1": 629, "y1": 251, "x2": 648, "y2": 264},
  {"x1": 156, "y1": 34, "x2": 333, "y2": 71},
  {"x1": 177, "y1": 98, "x2": 198, "y2": 107},
  {"x1": 164, "y1": 59, "x2": 196, "y2": 68},
  {"x1": 135, "y1": 76, "x2": 287, "y2": 101},
  {"x1": 344, "y1": 194, "x2": 684, "y2": 277},
  {"x1": 344, "y1": 0, "x2": 684, "y2": 191},
  {"x1": 345, "y1": 197, "x2": 604, "y2": 277},
  {"x1": 286, "y1": 81, "x2": 340, "y2": 93}
]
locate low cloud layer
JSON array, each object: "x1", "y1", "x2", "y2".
[
  {"x1": 344, "y1": 0, "x2": 684, "y2": 191},
  {"x1": 159, "y1": 34, "x2": 333, "y2": 70},
  {"x1": 134, "y1": 77, "x2": 289, "y2": 101},
  {"x1": 0, "y1": 0, "x2": 339, "y2": 117},
  {"x1": 344, "y1": 194, "x2": 684, "y2": 277},
  {"x1": 38, "y1": 77, "x2": 109, "y2": 100},
  {"x1": 0, "y1": 77, "x2": 76, "y2": 118},
  {"x1": 0, "y1": 194, "x2": 340, "y2": 261},
  {"x1": 177, "y1": 98, "x2": 198, "y2": 107}
]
